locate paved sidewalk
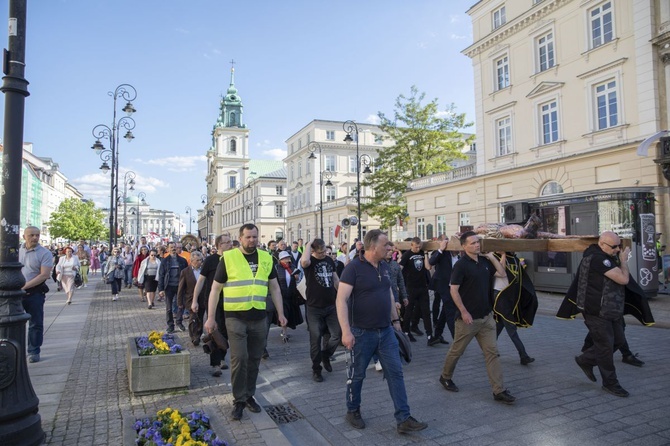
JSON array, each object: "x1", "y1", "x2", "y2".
[{"x1": 29, "y1": 279, "x2": 670, "y2": 445}]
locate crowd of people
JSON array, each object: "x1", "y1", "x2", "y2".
[{"x1": 18, "y1": 224, "x2": 651, "y2": 435}]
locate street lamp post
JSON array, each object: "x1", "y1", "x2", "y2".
[
  {"x1": 343, "y1": 121, "x2": 372, "y2": 241},
  {"x1": 90, "y1": 83, "x2": 137, "y2": 249},
  {"x1": 185, "y1": 206, "x2": 192, "y2": 234},
  {"x1": 201, "y1": 194, "x2": 214, "y2": 244},
  {"x1": 122, "y1": 171, "x2": 136, "y2": 241},
  {"x1": 308, "y1": 142, "x2": 334, "y2": 240},
  {"x1": 0, "y1": 2, "x2": 46, "y2": 444},
  {"x1": 136, "y1": 192, "x2": 146, "y2": 239}
]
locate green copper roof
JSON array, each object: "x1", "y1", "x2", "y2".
[{"x1": 248, "y1": 160, "x2": 284, "y2": 179}]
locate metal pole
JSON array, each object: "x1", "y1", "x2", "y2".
[
  {"x1": 0, "y1": 1, "x2": 45, "y2": 444},
  {"x1": 319, "y1": 170, "x2": 324, "y2": 239}
]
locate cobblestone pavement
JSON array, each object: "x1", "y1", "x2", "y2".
[{"x1": 30, "y1": 278, "x2": 670, "y2": 445}]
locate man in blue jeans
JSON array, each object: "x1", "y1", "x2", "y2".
[
  {"x1": 19, "y1": 226, "x2": 54, "y2": 363},
  {"x1": 336, "y1": 229, "x2": 427, "y2": 434}
]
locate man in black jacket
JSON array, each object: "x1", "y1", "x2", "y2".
[
  {"x1": 157, "y1": 242, "x2": 189, "y2": 333},
  {"x1": 429, "y1": 238, "x2": 458, "y2": 344}
]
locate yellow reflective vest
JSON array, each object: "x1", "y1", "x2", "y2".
[{"x1": 222, "y1": 248, "x2": 272, "y2": 312}]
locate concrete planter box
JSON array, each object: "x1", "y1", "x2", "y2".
[{"x1": 126, "y1": 335, "x2": 190, "y2": 396}]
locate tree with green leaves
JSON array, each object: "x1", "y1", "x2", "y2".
[
  {"x1": 361, "y1": 85, "x2": 474, "y2": 234},
  {"x1": 46, "y1": 198, "x2": 107, "y2": 242}
]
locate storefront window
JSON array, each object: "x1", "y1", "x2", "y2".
[
  {"x1": 537, "y1": 206, "x2": 568, "y2": 272},
  {"x1": 598, "y1": 201, "x2": 634, "y2": 238}
]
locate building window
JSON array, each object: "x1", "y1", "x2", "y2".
[
  {"x1": 589, "y1": 1, "x2": 613, "y2": 49},
  {"x1": 326, "y1": 130, "x2": 335, "y2": 140},
  {"x1": 459, "y1": 212, "x2": 470, "y2": 227},
  {"x1": 540, "y1": 100, "x2": 559, "y2": 144},
  {"x1": 276, "y1": 185, "x2": 283, "y2": 195},
  {"x1": 417, "y1": 217, "x2": 425, "y2": 240},
  {"x1": 290, "y1": 164, "x2": 294, "y2": 181},
  {"x1": 437, "y1": 215, "x2": 446, "y2": 238},
  {"x1": 537, "y1": 32, "x2": 555, "y2": 72},
  {"x1": 540, "y1": 181, "x2": 564, "y2": 196},
  {"x1": 496, "y1": 116, "x2": 512, "y2": 156},
  {"x1": 275, "y1": 204, "x2": 284, "y2": 218},
  {"x1": 495, "y1": 55, "x2": 510, "y2": 90},
  {"x1": 229, "y1": 139, "x2": 236, "y2": 153},
  {"x1": 326, "y1": 185, "x2": 336, "y2": 201},
  {"x1": 228, "y1": 175, "x2": 236, "y2": 190},
  {"x1": 306, "y1": 159, "x2": 311, "y2": 174},
  {"x1": 298, "y1": 160, "x2": 302, "y2": 178},
  {"x1": 492, "y1": 6, "x2": 506, "y2": 29},
  {"x1": 594, "y1": 79, "x2": 618, "y2": 130},
  {"x1": 325, "y1": 155, "x2": 336, "y2": 172},
  {"x1": 349, "y1": 156, "x2": 357, "y2": 173}
]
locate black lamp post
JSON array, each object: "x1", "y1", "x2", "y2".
[
  {"x1": 343, "y1": 121, "x2": 372, "y2": 241},
  {"x1": 307, "y1": 142, "x2": 334, "y2": 240},
  {"x1": 0, "y1": 2, "x2": 45, "y2": 444},
  {"x1": 185, "y1": 206, "x2": 192, "y2": 234},
  {"x1": 122, "y1": 171, "x2": 136, "y2": 241},
  {"x1": 136, "y1": 192, "x2": 146, "y2": 239},
  {"x1": 201, "y1": 194, "x2": 214, "y2": 244},
  {"x1": 90, "y1": 83, "x2": 137, "y2": 249}
]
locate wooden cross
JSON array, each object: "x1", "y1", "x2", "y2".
[{"x1": 394, "y1": 237, "x2": 630, "y2": 252}]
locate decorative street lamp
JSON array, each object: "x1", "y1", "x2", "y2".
[
  {"x1": 122, "y1": 171, "x2": 136, "y2": 241},
  {"x1": 343, "y1": 121, "x2": 372, "y2": 241},
  {"x1": 308, "y1": 142, "x2": 334, "y2": 240},
  {"x1": 0, "y1": 2, "x2": 46, "y2": 444},
  {"x1": 136, "y1": 192, "x2": 146, "y2": 240},
  {"x1": 185, "y1": 206, "x2": 192, "y2": 234},
  {"x1": 90, "y1": 83, "x2": 137, "y2": 249},
  {"x1": 201, "y1": 194, "x2": 214, "y2": 244}
]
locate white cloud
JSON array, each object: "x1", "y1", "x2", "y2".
[
  {"x1": 140, "y1": 155, "x2": 207, "y2": 172},
  {"x1": 450, "y1": 15, "x2": 461, "y2": 24},
  {"x1": 435, "y1": 110, "x2": 455, "y2": 119},
  {"x1": 262, "y1": 148, "x2": 287, "y2": 160},
  {"x1": 175, "y1": 28, "x2": 190, "y2": 34},
  {"x1": 417, "y1": 42, "x2": 428, "y2": 49},
  {"x1": 450, "y1": 34, "x2": 468, "y2": 40},
  {"x1": 365, "y1": 114, "x2": 380, "y2": 125}
]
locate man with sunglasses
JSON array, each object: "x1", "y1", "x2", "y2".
[{"x1": 572, "y1": 231, "x2": 632, "y2": 397}]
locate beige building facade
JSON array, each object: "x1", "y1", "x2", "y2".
[
  {"x1": 405, "y1": 0, "x2": 670, "y2": 293},
  {"x1": 284, "y1": 120, "x2": 393, "y2": 245}
]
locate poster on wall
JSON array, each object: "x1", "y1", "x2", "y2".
[{"x1": 638, "y1": 214, "x2": 658, "y2": 290}]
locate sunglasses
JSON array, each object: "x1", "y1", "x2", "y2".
[{"x1": 603, "y1": 242, "x2": 621, "y2": 249}]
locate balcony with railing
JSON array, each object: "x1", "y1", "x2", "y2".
[{"x1": 407, "y1": 163, "x2": 476, "y2": 191}]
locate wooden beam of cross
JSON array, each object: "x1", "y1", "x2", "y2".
[{"x1": 393, "y1": 237, "x2": 631, "y2": 252}]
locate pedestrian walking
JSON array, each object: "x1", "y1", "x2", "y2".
[
  {"x1": 105, "y1": 247, "x2": 125, "y2": 301},
  {"x1": 19, "y1": 226, "x2": 54, "y2": 363},
  {"x1": 57, "y1": 246, "x2": 80, "y2": 305},
  {"x1": 336, "y1": 229, "x2": 428, "y2": 434}
]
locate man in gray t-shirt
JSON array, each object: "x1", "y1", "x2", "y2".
[{"x1": 19, "y1": 226, "x2": 54, "y2": 363}]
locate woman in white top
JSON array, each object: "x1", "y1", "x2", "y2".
[
  {"x1": 137, "y1": 249, "x2": 160, "y2": 309},
  {"x1": 56, "y1": 246, "x2": 80, "y2": 305}
]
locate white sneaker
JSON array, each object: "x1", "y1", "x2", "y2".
[
  {"x1": 375, "y1": 361, "x2": 383, "y2": 372},
  {"x1": 113, "y1": 295, "x2": 118, "y2": 301},
  {"x1": 84, "y1": 284, "x2": 88, "y2": 287}
]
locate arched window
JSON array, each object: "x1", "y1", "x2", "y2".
[
  {"x1": 230, "y1": 112, "x2": 236, "y2": 126},
  {"x1": 540, "y1": 181, "x2": 563, "y2": 196},
  {"x1": 229, "y1": 139, "x2": 236, "y2": 153}
]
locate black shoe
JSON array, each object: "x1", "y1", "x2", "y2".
[
  {"x1": 439, "y1": 336, "x2": 450, "y2": 345},
  {"x1": 520, "y1": 356, "x2": 535, "y2": 365},
  {"x1": 192, "y1": 339, "x2": 200, "y2": 347},
  {"x1": 602, "y1": 384, "x2": 629, "y2": 397},
  {"x1": 313, "y1": 371, "x2": 323, "y2": 382},
  {"x1": 427, "y1": 336, "x2": 440, "y2": 347},
  {"x1": 345, "y1": 409, "x2": 365, "y2": 429},
  {"x1": 493, "y1": 389, "x2": 516, "y2": 404},
  {"x1": 220, "y1": 363, "x2": 229, "y2": 370},
  {"x1": 406, "y1": 332, "x2": 417, "y2": 342},
  {"x1": 322, "y1": 355, "x2": 333, "y2": 373},
  {"x1": 166, "y1": 327, "x2": 175, "y2": 334},
  {"x1": 575, "y1": 356, "x2": 597, "y2": 382},
  {"x1": 262, "y1": 349, "x2": 269, "y2": 360},
  {"x1": 177, "y1": 324, "x2": 186, "y2": 332},
  {"x1": 246, "y1": 397, "x2": 262, "y2": 413},
  {"x1": 439, "y1": 376, "x2": 459, "y2": 392},
  {"x1": 231, "y1": 402, "x2": 245, "y2": 420},
  {"x1": 397, "y1": 416, "x2": 428, "y2": 434},
  {"x1": 622, "y1": 354, "x2": 645, "y2": 367},
  {"x1": 211, "y1": 366, "x2": 222, "y2": 377},
  {"x1": 411, "y1": 326, "x2": 424, "y2": 336}
]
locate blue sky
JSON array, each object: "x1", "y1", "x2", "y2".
[{"x1": 1, "y1": 0, "x2": 476, "y2": 222}]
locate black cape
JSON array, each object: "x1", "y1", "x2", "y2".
[
  {"x1": 493, "y1": 253, "x2": 539, "y2": 328},
  {"x1": 556, "y1": 272, "x2": 655, "y2": 326}
]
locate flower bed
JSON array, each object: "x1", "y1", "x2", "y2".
[
  {"x1": 133, "y1": 408, "x2": 227, "y2": 446},
  {"x1": 136, "y1": 331, "x2": 183, "y2": 356},
  {"x1": 127, "y1": 333, "x2": 190, "y2": 396}
]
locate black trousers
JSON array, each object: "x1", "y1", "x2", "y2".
[
  {"x1": 404, "y1": 287, "x2": 432, "y2": 336},
  {"x1": 582, "y1": 317, "x2": 632, "y2": 357},
  {"x1": 578, "y1": 314, "x2": 625, "y2": 388},
  {"x1": 432, "y1": 290, "x2": 456, "y2": 339}
]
